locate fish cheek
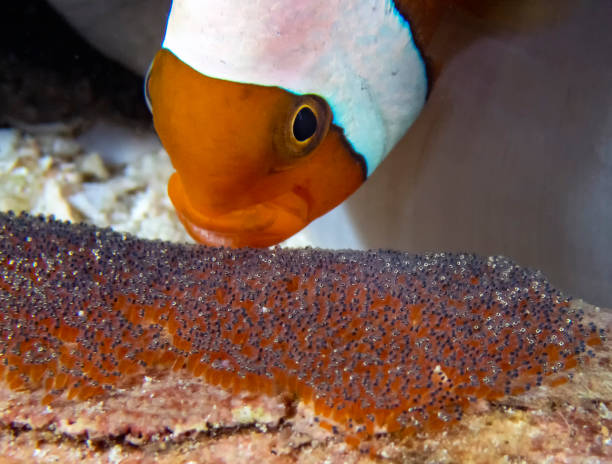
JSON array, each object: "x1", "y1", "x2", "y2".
[
  {"x1": 299, "y1": 127, "x2": 366, "y2": 219},
  {"x1": 258, "y1": 125, "x2": 367, "y2": 222},
  {"x1": 147, "y1": 49, "x2": 290, "y2": 213}
]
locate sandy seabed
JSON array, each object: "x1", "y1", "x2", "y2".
[{"x1": 0, "y1": 121, "x2": 191, "y2": 244}]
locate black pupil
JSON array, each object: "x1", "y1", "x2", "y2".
[{"x1": 293, "y1": 107, "x2": 317, "y2": 142}]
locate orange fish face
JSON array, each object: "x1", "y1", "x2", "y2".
[{"x1": 147, "y1": 50, "x2": 365, "y2": 247}]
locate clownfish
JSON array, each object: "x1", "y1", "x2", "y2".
[{"x1": 146, "y1": 0, "x2": 447, "y2": 247}]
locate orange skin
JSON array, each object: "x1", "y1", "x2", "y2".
[{"x1": 147, "y1": 50, "x2": 365, "y2": 247}]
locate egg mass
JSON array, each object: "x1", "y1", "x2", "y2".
[{"x1": 0, "y1": 212, "x2": 605, "y2": 445}]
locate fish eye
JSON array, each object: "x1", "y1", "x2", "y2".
[
  {"x1": 292, "y1": 106, "x2": 317, "y2": 142},
  {"x1": 275, "y1": 94, "x2": 332, "y2": 166}
]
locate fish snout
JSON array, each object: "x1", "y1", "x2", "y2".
[{"x1": 147, "y1": 50, "x2": 365, "y2": 247}]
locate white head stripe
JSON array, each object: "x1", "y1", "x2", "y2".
[{"x1": 162, "y1": 0, "x2": 427, "y2": 175}]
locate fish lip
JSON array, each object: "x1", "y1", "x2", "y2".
[{"x1": 172, "y1": 189, "x2": 311, "y2": 248}]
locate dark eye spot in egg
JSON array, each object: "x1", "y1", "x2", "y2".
[{"x1": 293, "y1": 107, "x2": 317, "y2": 142}]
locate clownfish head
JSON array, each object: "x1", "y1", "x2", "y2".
[{"x1": 147, "y1": 0, "x2": 427, "y2": 247}]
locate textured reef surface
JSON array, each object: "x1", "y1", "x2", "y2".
[{"x1": 0, "y1": 212, "x2": 607, "y2": 460}]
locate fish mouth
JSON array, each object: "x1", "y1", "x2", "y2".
[{"x1": 168, "y1": 174, "x2": 310, "y2": 248}]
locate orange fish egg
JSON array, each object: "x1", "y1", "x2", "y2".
[{"x1": 0, "y1": 212, "x2": 606, "y2": 448}]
